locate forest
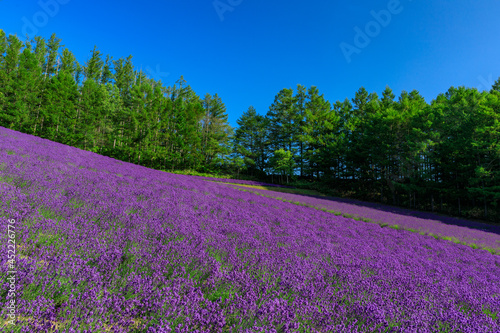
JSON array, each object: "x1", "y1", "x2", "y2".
[{"x1": 1, "y1": 31, "x2": 499, "y2": 222}]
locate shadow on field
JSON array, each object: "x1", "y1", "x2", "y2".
[
  {"x1": 297, "y1": 193, "x2": 500, "y2": 236},
  {"x1": 232, "y1": 183, "x2": 500, "y2": 236}
]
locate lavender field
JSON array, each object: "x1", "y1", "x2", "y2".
[
  {"x1": 221, "y1": 185, "x2": 500, "y2": 255},
  {"x1": 1, "y1": 126, "x2": 499, "y2": 332}
]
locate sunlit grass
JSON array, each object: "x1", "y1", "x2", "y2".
[{"x1": 213, "y1": 181, "x2": 328, "y2": 197}]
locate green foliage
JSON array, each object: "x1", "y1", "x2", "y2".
[
  {"x1": 269, "y1": 149, "x2": 296, "y2": 183},
  {"x1": 234, "y1": 106, "x2": 269, "y2": 175}
]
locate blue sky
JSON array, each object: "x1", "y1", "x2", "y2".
[{"x1": 1, "y1": 0, "x2": 499, "y2": 127}]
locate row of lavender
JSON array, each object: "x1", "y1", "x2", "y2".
[
  {"x1": 192, "y1": 177, "x2": 294, "y2": 188},
  {"x1": 0, "y1": 126, "x2": 499, "y2": 332},
  {"x1": 221, "y1": 186, "x2": 500, "y2": 254}
]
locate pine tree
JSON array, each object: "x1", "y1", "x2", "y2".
[
  {"x1": 16, "y1": 39, "x2": 43, "y2": 133},
  {"x1": 492, "y1": 77, "x2": 500, "y2": 93},
  {"x1": 234, "y1": 106, "x2": 269, "y2": 174},
  {"x1": 78, "y1": 78, "x2": 106, "y2": 150},
  {"x1": 295, "y1": 84, "x2": 307, "y2": 177},
  {"x1": 0, "y1": 34, "x2": 23, "y2": 129},
  {"x1": 266, "y1": 88, "x2": 298, "y2": 174},
  {"x1": 201, "y1": 93, "x2": 231, "y2": 169},
  {"x1": 84, "y1": 46, "x2": 104, "y2": 82},
  {"x1": 301, "y1": 86, "x2": 337, "y2": 179},
  {"x1": 45, "y1": 33, "x2": 62, "y2": 79},
  {"x1": 101, "y1": 55, "x2": 113, "y2": 85},
  {"x1": 43, "y1": 67, "x2": 78, "y2": 143},
  {"x1": 0, "y1": 30, "x2": 8, "y2": 117}
]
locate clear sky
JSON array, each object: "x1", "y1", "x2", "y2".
[{"x1": 1, "y1": 0, "x2": 499, "y2": 127}]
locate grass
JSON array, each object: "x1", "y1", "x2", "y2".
[
  {"x1": 0, "y1": 315, "x2": 144, "y2": 332},
  {"x1": 482, "y1": 305, "x2": 499, "y2": 320},
  {"x1": 0, "y1": 172, "x2": 31, "y2": 190},
  {"x1": 0, "y1": 175, "x2": 14, "y2": 184},
  {"x1": 38, "y1": 206, "x2": 65, "y2": 222},
  {"x1": 165, "y1": 169, "x2": 237, "y2": 179},
  {"x1": 67, "y1": 197, "x2": 85, "y2": 209},
  {"x1": 214, "y1": 181, "x2": 327, "y2": 197}
]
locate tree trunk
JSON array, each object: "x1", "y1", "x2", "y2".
[
  {"x1": 300, "y1": 141, "x2": 303, "y2": 177},
  {"x1": 385, "y1": 174, "x2": 396, "y2": 205},
  {"x1": 482, "y1": 180, "x2": 487, "y2": 219},
  {"x1": 484, "y1": 199, "x2": 488, "y2": 219}
]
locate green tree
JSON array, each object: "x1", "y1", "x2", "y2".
[
  {"x1": 84, "y1": 46, "x2": 104, "y2": 82},
  {"x1": 491, "y1": 77, "x2": 500, "y2": 93},
  {"x1": 234, "y1": 106, "x2": 269, "y2": 175},
  {"x1": 295, "y1": 84, "x2": 307, "y2": 176},
  {"x1": 201, "y1": 93, "x2": 232, "y2": 170},
  {"x1": 17, "y1": 40, "x2": 44, "y2": 134},
  {"x1": 42, "y1": 69, "x2": 78, "y2": 143},
  {"x1": 45, "y1": 33, "x2": 62, "y2": 79},
  {"x1": 267, "y1": 88, "x2": 298, "y2": 154},
  {"x1": 270, "y1": 149, "x2": 296, "y2": 184},
  {"x1": 300, "y1": 86, "x2": 338, "y2": 180},
  {"x1": 0, "y1": 34, "x2": 23, "y2": 129},
  {"x1": 78, "y1": 78, "x2": 106, "y2": 150}
]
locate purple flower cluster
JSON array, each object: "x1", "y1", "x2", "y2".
[
  {"x1": 1, "y1": 126, "x2": 499, "y2": 332},
  {"x1": 227, "y1": 186, "x2": 500, "y2": 253}
]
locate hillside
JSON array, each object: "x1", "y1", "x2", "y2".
[{"x1": 1, "y1": 126, "x2": 499, "y2": 332}]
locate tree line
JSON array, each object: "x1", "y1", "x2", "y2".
[
  {"x1": 0, "y1": 31, "x2": 233, "y2": 172},
  {"x1": 1, "y1": 31, "x2": 499, "y2": 221},
  {"x1": 235, "y1": 83, "x2": 500, "y2": 221}
]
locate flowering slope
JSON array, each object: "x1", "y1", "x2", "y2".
[
  {"x1": 0, "y1": 127, "x2": 499, "y2": 333},
  {"x1": 225, "y1": 185, "x2": 500, "y2": 254}
]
